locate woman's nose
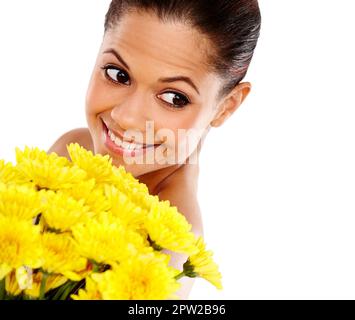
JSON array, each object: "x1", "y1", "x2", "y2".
[{"x1": 110, "y1": 91, "x2": 151, "y2": 132}]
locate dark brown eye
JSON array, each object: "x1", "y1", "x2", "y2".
[
  {"x1": 102, "y1": 65, "x2": 131, "y2": 85},
  {"x1": 158, "y1": 92, "x2": 190, "y2": 109}
]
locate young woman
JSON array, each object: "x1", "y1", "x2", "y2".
[{"x1": 48, "y1": 0, "x2": 261, "y2": 299}]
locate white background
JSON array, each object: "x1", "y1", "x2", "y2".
[{"x1": 1, "y1": 0, "x2": 355, "y2": 299}]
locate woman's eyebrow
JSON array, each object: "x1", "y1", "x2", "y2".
[
  {"x1": 103, "y1": 48, "x2": 130, "y2": 70},
  {"x1": 103, "y1": 48, "x2": 200, "y2": 95},
  {"x1": 158, "y1": 76, "x2": 200, "y2": 95}
]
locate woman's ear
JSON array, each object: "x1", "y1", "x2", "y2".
[{"x1": 210, "y1": 82, "x2": 251, "y2": 128}]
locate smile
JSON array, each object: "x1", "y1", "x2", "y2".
[
  {"x1": 102, "y1": 120, "x2": 160, "y2": 157},
  {"x1": 108, "y1": 128, "x2": 145, "y2": 151}
]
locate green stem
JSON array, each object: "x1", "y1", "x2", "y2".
[
  {"x1": 174, "y1": 272, "x2": 185, "y2": 280},
  {"x1": 39, "y1": 272, "x2": 49, "y2": 300},
  {"x1": 182, "y1": 260, "x2": 198, "y2": 278},
  {"x1": 51, "y1": 282, "x2": 70, "y2": 300},
  {"x1": 0, "y1": 278, "x2": 6, "y2": 300},
  {"x1": 60, "y1": 282, "x2": 78, "y2": 300},
  {"x1": 89, "y1": 259, "x2": 100, "y2": 273},
  {"x1": 49, "y1": 280, "x2": 80, "y2": 300}
]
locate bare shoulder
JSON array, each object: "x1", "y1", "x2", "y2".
[{"x1": 47, "y1": 128, "x2": 94, "y2": 159}]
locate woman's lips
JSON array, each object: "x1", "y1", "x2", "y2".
[{"x1": 101, "y1": 120, "x2": 159, "y2": 157}]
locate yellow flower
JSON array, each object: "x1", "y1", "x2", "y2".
[
  {"x1": 92, "y1": 252, "x2": 181, "y2": 300},
  {"x1": 1, "y1": 144, "x2": 222, "y2": 299},
  {"x1": 0, "y1": 159, "x2": 14, "y2": 183},
  {"x1": 24, "y1": 272, "x2": 68, "y2": 298},
  {"x1": 71, "y1": 276, "x2": 101, "y2": 300},
  {"x1": 15, "y1": 146, "x2": 87, "y2": 191},
  {"x1": 80, "y1": 184, "x2": 111, "y2": 215},
  {"x1": 0, "y1": 216, "x2": 43, "y2": 280},
  {"x1": 41, "y1": 233, "x2": 87, "y2": 280},
  {"x1": 16, "y1": 146, "x2": 69, "y2": 165},
  {"x1": 5, "y1": 269, "x2": 23, "y2": 296},
  {"x1": 104, "y1": 184, "x2": 146, "y2": 230},
  {"x1": 71, "y1": 212, "x2": 148, "y2": 265},
  {"x1": 61, "y1": 179, "x2": 111, "y2": 215},
  {"x1": 5, "y1": 266, "x2": 36, "y2": 296},
  {"x1": 184, "y1": 236, "x2": 223, "y2": 290},
  {"x1": 61, "y1": 178, "x2": 96, "y2": 201},
  {"x1": 41, "y1": 190, "x2": 94, "y2": 231},
  {"x1": 67, "y1": 142, "x2": 153, "y2": 209},
  {"x1": 111, "y1": 165, "x2": 156, "y2": 210},
  {"x1": 144, "y1": 200, "x2": 198, "y2": 254},
  {"x1": 0, "y1": 160, "x2": 28, "y2": 185},
  {"x1": 67, "y1": 143, "x2": 118, "y2": 185},
  {"x1": 112, "y1": 164, "x2": 145, "y2": 188},
  {"x1": 67, "y1": 143, "x2": 150, "y2": 211},
  {"x1": 0, "y1": 182, "x2": 43, "y2": 221},
  {"x1": 141, "y1": 194, "x2": 161, "y2": 211}
]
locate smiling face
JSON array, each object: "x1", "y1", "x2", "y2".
[{"x1": 85, "y1": 9, "x2": 224, "y2": 178}]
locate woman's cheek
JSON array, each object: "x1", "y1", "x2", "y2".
[
  {"x1": 86, "y1": 84, "x2": 106, "y2": 115},
  {"x1": 86, "y1": 74, "x2": 113, "y2": 114},
  {"x1": 170, "y1": 130, "x2": 200, "y2": 164},
  {"x1": 159, "y1": 114, "x2": 201, "y2": 162}
]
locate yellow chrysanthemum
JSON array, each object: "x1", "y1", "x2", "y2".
[
  {"x1": 71, "y1": 276, "x2": 101, "y2": 300},
  {"x1": 71, "y1": 212, "x2": 149, "y2": 265},
  {"x1": 91, "y1": 253, "x2": 181, "y2": 300},
  {"x1": 0, "y1": 160, "x2": 28, "y2": 185},
  {"x1": 111, "y1": 166, "x2": 156, "y2": 210},
  {"x1": 80, "y1": 185, "x2": 111, "y2": 215},
  {"x1": 141, "y1": 194, "x2": 161, "y2": 211},
  {"x1": 104, "y1": 184, "x2": 146, "y2": 229},
  {"x1": 60, "y1": 179, "x2": 111, "y2": 215},
  {"x1": 0, "y1": 159, "x2": 15, "y2": 182},
  {"x1": 111, "y1": 164, "x2": 145, "y2": 189},
  {"x1": 0, "y1": 182, "x2": 43, "y2": 220},
  {"x1": 67, "y1": 143, "x2": 149, "y2": 210},
  {"x1": 24, "y1": 272, "x2": 68, "y2": 298},
  {"x1": 41, "y1": 191, "x2": 94, "y2": 231},
  {"x1": 5, "y1": 266, "x2": 35, "y2": 296},
  {"x1": 16, "y1": 146, "x2": 69, "y2": 165},
  {"x1": 0, "y1": 216, "x2": 43, "y2": 279},
  {"x1": 41, "y1": 233, "x2": 87, "y2": 280},
  {"x1": 67, "y1": 143, "x2": 119, "y2": 185},
  {"x1": 5, "y1": 269, "x2": 23, "y2": 296},
  {"x1": 184, "y1": 236, "x2": 223, "y2": 290},
  {"x1": 15, "y1": 146, "x2": 87, "y2": 191},
  {"x1": 145, "y1": 200, "x2": 198, "y2": 254},
  {"x1": 0, "y1": 143, "x2": 222, "y2": 299},
  {"x1": 60, "y1": 178, "x2": 95, "y2": 201}
]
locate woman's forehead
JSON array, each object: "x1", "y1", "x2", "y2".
[{"x1": 101, "y1": 10, "x2": 213, "y2": 79}]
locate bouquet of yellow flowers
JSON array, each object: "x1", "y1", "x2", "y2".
[{"x1": 0, "y1": 143, "x2": 222, "y2": 300}]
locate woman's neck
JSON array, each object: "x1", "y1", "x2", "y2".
[{"x1": 135, "y1": 163, "x2": 184, "y2": 195}]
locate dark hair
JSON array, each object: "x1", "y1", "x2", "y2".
[{"x1": 104, "y1": 0, "x2": 261, "y2": 101}]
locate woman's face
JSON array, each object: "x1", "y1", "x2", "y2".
[{"x1": 86, "y1": 9, "x2": 223, "y2": 178}]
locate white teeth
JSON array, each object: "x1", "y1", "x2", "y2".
[
  {"x1": 128, "y1": 143, "x2": 137, "y2": 150},
  {"x1": 114, "y1": 136, "x2": 122, "y2": 146},
  {"x1": 122, "y1": 141, "x2": 132, "y2": 150},
  {"x1": 110, "y1": 132, "x2": 116, "y2": 141},
  {"x1": 108, "y1": 129, "x2": 144, "y2": 151}
]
